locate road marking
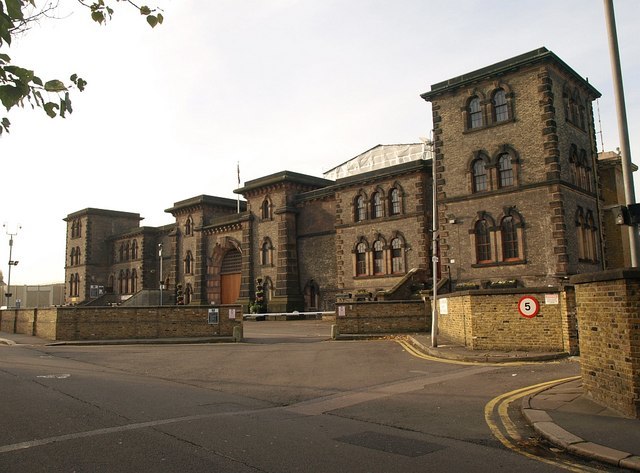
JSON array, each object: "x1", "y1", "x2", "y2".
[
  {"x1": 485, "y1": 376, "x2": 604, "y2": 472},
  {"x1": 0, "y1": 408, "x2": 270, "y2": 454},
  {"x1": 395, "y1": 339, "x2": 505, "y2": 366},
  {"x1": 0, "y1": 366, "x2": 494, "y2": 454},
  {"x1": 286, "y1": 366, "x2": 496, "y2": 416}
]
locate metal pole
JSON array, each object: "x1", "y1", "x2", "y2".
[
  {"x1": 6, "y1": 234, "x2": 13, "y2": 309},
  {"x1": 4, "y1": 225, "x2": 20, "y2": 309},
  {"x1": 603, "y1": 0, "x2": 638, "y2": 267},
  {"x1": 431, "y1": 136, "x2": 439, "y2": 347},
  {"x1": 158, "y1": 243, "x2": 163, "y2": 306}
]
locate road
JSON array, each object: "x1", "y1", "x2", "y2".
[{"x1": 0, "y1": 321, "x2": 612, "y2": 472}]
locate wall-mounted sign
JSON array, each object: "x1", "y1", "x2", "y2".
[
  {"x1": 439, "y1": 298, "x2": 449, "y2": 315},
  {"x1": 208, "y1": 308, "x2": 219, "y2": 325},
  {"x1": 544, "y1": 293, "x2": 559, "y2": 305},
  {"x1": 518, "y1": 296, "x2": 540, "y2": 318},
  {"x1": 229, "y1": 308, "x2": 236, "y2": 320}
]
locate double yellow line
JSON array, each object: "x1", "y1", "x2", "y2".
[
  {"x1": 484, "y1": 376, "x2": 604, "y2": 472},
  {"x1": 396, "y1": 338, "x2": 530, "y2": 366},
  {"x1": 396, "y1": 339, "x2": 597, "y2": 471}
]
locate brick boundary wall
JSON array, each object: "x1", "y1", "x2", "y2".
[
  {"x1": 335, "y1": 300, "x2": 429, "y2": 334},
  {"x1": 571, "y1": 269, "x2": 640, "y2": 419},
  {"x1": 436, "y1": 288, "x2": 573, "y2": 352},
  {"x1": 1, "y1": 305, "x2": 242, "y2": 341}
]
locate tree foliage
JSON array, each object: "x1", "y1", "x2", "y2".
[{"x1": 0, "y1": 0, "x2": 162, "y2": 135}]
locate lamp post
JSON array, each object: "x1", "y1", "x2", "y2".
[
  {"x1": 603, "y1": 0, "x2": 638, "y2": 267},
  {"x1": 3, "y1": 224, "x2": 21, "y2": 309},
  {"x1": 158, "y1": 243, "x2": 163, "y2": 306}
]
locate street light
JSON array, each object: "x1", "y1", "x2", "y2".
[
  {"x1": 158, "y1": 243, "x2": 163, "y2": 306},
  {"x1": 3, "y1": 224, "x2": 21, "y2": 309}
]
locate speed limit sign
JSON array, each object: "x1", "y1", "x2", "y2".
[{"x1": 518, "y1": 296, "x2": 539, "y2": 318}]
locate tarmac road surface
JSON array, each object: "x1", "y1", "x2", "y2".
[{"x1": 0, "y1": 321, "x2": 612, "y2": 472}]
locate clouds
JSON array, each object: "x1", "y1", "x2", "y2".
[{"x1": 1, "y1": 0, "x2": 639, "y2": 284}]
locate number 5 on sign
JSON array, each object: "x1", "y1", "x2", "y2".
[{"x1": 518, "y1": 296, "x2": 539, "y2": 318}]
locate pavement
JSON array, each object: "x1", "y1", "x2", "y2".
[
  {"x1": 2, "y1": 330, "x2": 640, "y2": 470},
  {"x1": 408, "y1": 333, "x2": 640, "y2": 471}
]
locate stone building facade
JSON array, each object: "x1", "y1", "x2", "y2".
[
  {"x1": 420, "y1": 47, "x2": 618, "y2": 289},
  {"x1": 63, "y1": 47, "x2": 630, "y2": 310}
]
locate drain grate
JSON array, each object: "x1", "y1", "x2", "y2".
[{"x1": 336, "y1": 431, "x2": 445, "y2": 457}]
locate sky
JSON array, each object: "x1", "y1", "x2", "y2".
[{"x1": 1, "y1": 0, "x2": 639, "y2": 285}]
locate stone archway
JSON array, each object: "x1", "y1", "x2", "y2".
[{"x1": 207, "y1": 238, "x2": 242, "y2": 305}]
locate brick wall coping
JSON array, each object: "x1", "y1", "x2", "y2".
[
  {"x1": 437, "y1": 287, "x2": 560, "y2": 298},
  {"x1": 570, "y1": 268, "x2": 640, "y2": 285},
  {"x1": 48, "y1": 304, "x2": 241, "y2": 311},
  {"x1": 335, "y1": 300, "x2": 424, "y2": 306}
]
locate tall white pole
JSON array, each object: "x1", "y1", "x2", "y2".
[
  {"x1": 604, "y1": 0, "x2": 638, "y2": 267},
  {"x1": 3, "y1": 224, "x2": 20, "y2": 309},
  {"x1": 431, "y1": 136, "x2": 439, "y2": 347},
  {"x1": 158, "y1": 243, "x2": 163, "y2": 306}
]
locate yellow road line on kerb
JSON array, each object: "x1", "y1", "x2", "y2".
[
  {"x1": 395, "y1": 338, "x2": 537, "y2": 366},
  {"x1": 485, "y1": 376, "x2": 602, "y2": 473}
]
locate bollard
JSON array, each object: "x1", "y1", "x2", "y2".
[
  {"x1": 233, "y1": 325, "x2": 243, "y2": 342},
  {"x1": 331, "y1": 324, "x2": 339, "y2": 340}
]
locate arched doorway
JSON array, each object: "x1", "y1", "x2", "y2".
[{"x1": 220, "y1": 249, "x2": 241, "y2": 304}]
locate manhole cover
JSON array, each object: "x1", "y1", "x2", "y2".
[{"x1": 336, "y1": 431, "x2": 445, "y2": 457}]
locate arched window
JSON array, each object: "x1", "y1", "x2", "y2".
[
  {"x1": 373, "y1": 240, "x2": 385, "y2": 275},
  {"x1": 579, "y1": 150, "x2": 591, "y2": 192},
  {"x1": 185, "y1": 216, "x2": 193, "y2": 236},
  {"x1": 475, "y1": 220, "x2": 492, "y2": 263},
  {"x1": 119, "y1": 244, "x2": 125, "y2": 262},
  {"x1": 391, "y1": 238, "x2": 405, "y2": 274},
  {"x1": 501, "y1": 216, "x2": 519, "y2": 260},
  {"x1": 185, "y1": 251, "x2": 194, "y2": 274},
  {"x1": 263, "y1": 277, "x2": 273, "y2": 303},
  {"x1": 75, "y1": 247, "x2": 81, "y2": 265},
  {"x1": 356, "y1": 242, "x2": 367, "y2": 276},
  {"x1": 261, "y1": 239, "x2": 273, "y2": 266},
  {"x1": 469, "y1": 96, "x2": 483, "y2": 129},
  {"x1": 389, "y1": 187, "x2": 401, "y2": 216},
  {"x1": 355, "y1": 195, "x2": 366, "y2": 222},
  {"x1": 131, "y1": 240, "x2": 138, "y2": 259},
  {"x1": 572, "y1": 91, "x2": 581, "y2": 128},
  {"x1": 472, "y1": 159, "x2": 487, "y2": 192},
  {"x1": 498, "y1": 153, "x2": 514, "y2": 188},
  {"x1": 569, "y1": 145, "x2": 578, "y2": 185},
  {"x1": 74, "y1": 273, "x2": 80, "y2": 297},
  {"x1": 70, "y1": 248, "x2": 76, "y2": 266},
  {"x1": 493, "y1": 89, "x2": 509, "y2": 122},
  {"x1": 71, "y1": 220, "x2": 82, "y2": 238},
  {"x1": 131, "y1": 269, "x2": 137, "y2": 294},
  {"x1": 118, "y1": 270, "x2": 125, "y2": 294},
  {"x1": 124, "y1": 269, "x2": 130, "y2": 294},
  {"x1": 576, "y1": 208, "x2": 586, "y2": 260},
  {"x1": 125, "y1": 242, "x2": 130, "y2": 261},
  {"x1": 371, "y1": 192, "x2": 383, "y2": 219},
  {"x1": 586, "y1": 211, "x2": 597, "y2": 261},
  {"x1": 261, "y1": 198, "x2": 272, "y2": 220},
  {"x1": 69, "y1": 274, "x2": 75, "y2": 297},
  {"x1": 185, "y1": 283, "x2": 193, "y2": 305}
]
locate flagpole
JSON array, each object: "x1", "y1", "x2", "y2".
[{"x1": 237, "y1": 161, "x2": 240, "y2": 214}]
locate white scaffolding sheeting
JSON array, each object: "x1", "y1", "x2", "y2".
[{"x1": 323, "y1": 143, "x2": 432, "y2": 181}]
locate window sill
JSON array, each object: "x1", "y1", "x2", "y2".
[
  {"x1": 354, "y1": 273, "x2": 407, "y2": 280},
  {"x1": 463, "y1": 117, "x2": 515, "y2": 134},
  {"x1": 471, "y1": 259, "x2": 526, "y2": 268},
  {"x1": 578, "y1": 258, "x2": 599, "y2": 264}
]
